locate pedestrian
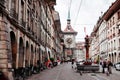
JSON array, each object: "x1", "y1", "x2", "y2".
[
  {"x1": 99, "y1": 61, "x2": 103, "y2": 72},
  {"x1": 107, "y1": 60, "x2": 113, "y2": 74},
  {"x1": 47, "y1": 59, "x2": 51, "y2": 68},
  {"x1": 71, "y1": 59, "x2": 74, "y2": 68},
  {"x1": 102, "y1": 60, "x2": 107, "y2": 73}
]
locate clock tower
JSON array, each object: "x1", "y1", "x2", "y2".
[{"x1": 63, "y1": 10, "x2": 77, "y2": 61}]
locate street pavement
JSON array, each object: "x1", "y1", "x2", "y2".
[{"x1": 27, "y1": 62, "x2": 120, "y2": 80}]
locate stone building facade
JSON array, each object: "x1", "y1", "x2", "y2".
[
  {"x1": 0, "y1": 0, "x2": 62, "y2": 80},
  {"x1": 90, "y1": 0, "x2": 120, "y2": 63}
]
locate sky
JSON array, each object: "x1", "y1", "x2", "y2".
[{"x1": 55, "y1": 0, "x2": 116, "y2": 42}]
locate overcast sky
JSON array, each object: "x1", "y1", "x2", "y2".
[{"x1": 55, "y1": 0, "x2": 116, "y2": 41}]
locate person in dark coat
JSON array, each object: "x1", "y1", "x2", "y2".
[
  {"x1": 102, "y1": 60, "x2": 107, "y2": 73},
  {"x1": 107, "y1": 60, "x2": 113, "y2": 74}
]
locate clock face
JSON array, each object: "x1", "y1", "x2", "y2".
[{"x1": 66, "y1": 38, "x2": 72, "y2": 44}]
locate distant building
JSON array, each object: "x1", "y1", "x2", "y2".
[{"x1": 74, "y1": 42, "x2": 86, "y2": 61}]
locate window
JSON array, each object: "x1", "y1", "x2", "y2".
[
  {"x1": 11, "y1": 0, "x2": 15, "y2": 9},
  {"x1": 110, "y1": 20, "x2": 111, "y2": 27},
  {"x1": 21, "y1": 0, "x2": 24, "y2": 21},
  {"x1": 118, "y1": 11, "x2": 120, "y2": 19},
  {"x1": 119, "y1": 39, "x2": 120, "y2": 46},
  {"x1": 113, "y1": 17, "x2": 114, "y2": 24},
  {"x1": 27, "y1": 10, "x2": 30, "y2": 26},
  {"x1": 118, "y1": 29, "x2": 120, "y2": 34},
  {"x1": 107, "y1": 22, "x2": 109, "y2": 29}
]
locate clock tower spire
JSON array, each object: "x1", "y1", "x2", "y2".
[{"x1": 67, "y1": 9, "x2": 71, "y2": 24}]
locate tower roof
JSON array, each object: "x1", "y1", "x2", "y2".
[
  {"x1": 63, "y1": 17, "x2": 77, "y2": 34},
  {"x1": 63, "y1": 24, "x2": 77, "y2": 33},
  {"x1": 63, "y1": 2, "x2": 77, "y2": 35}
]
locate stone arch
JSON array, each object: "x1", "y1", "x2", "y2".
[
  {"x1": 109, "y1": 54, "x2": 111, "y2": 61},
  {"x1": 30, "y1": 45, "x2": 33, "y2": 65},
  {"x1": 10, "y1": 31, "x2": 17, "y2": 68},
  {"x1": 25, "y1": 41, "x2": 29, "y2": 66},
  {"x1": 41, "y1": 50, "x2": 43, "y2": 63},
  {"x1": 18, "y1": 37, "x2": 24, "y2": 68},
  {"x1": 118, "y1": 53, "x2": 120, "y2": 62},
  {"x1": 34, "y1": 47, "x2": 37, "y2": 65},
  {"x1": 48, "y1": 51, "x2": 50, "y2": 58},
  {"x1": 38, "y1": 48, "x2": 40, "y2": 61},
  {"x1": 114, "y1": 52, "x2": 116, "y2": 63},
  {"x1": 112, "y1": 53, "x2": 114, "y2": 63}
]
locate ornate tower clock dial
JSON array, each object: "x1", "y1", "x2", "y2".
[{"x1": 66, "y1": 38, "x2": 72, "y2": 44}]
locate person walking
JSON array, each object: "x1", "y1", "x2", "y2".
[
  {"x1": 107, "y1": 60, "x2": 113, "y2": 74},
  {"x1": 99, "y1": 61, "x2": 103, "y2": 72},
  {"x1": 102, "y1": 60, "x2": 107, "y2": 73},
  {"x1": 71, "y1": 59, "x2": 74, "y2": 68}
]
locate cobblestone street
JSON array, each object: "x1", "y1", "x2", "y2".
[{"x1": 26, "y1": 63, "x2": 120, "y2": 80}]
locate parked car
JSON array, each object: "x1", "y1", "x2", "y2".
[
  {"x1": 114, "y1": 62, "x2": 120, "y2": 71},
  {"x1": 76, "y1": 60, "x2": 85, "y2": 65}
]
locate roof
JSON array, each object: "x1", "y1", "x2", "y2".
[
  {"x1": 63, "y1": 20, "x2": 77, "y2": 34},
  {"x1": 103, "y1": 0, "x2": 120, "y2": 21}
]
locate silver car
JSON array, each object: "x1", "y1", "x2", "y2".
[{"x1": 114, "y1": 62, "x2": 120, "y2": 71}]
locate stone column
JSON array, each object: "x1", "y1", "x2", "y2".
[{"x1": 0, "y1": 13, "x2": 13, "y2": 80}]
